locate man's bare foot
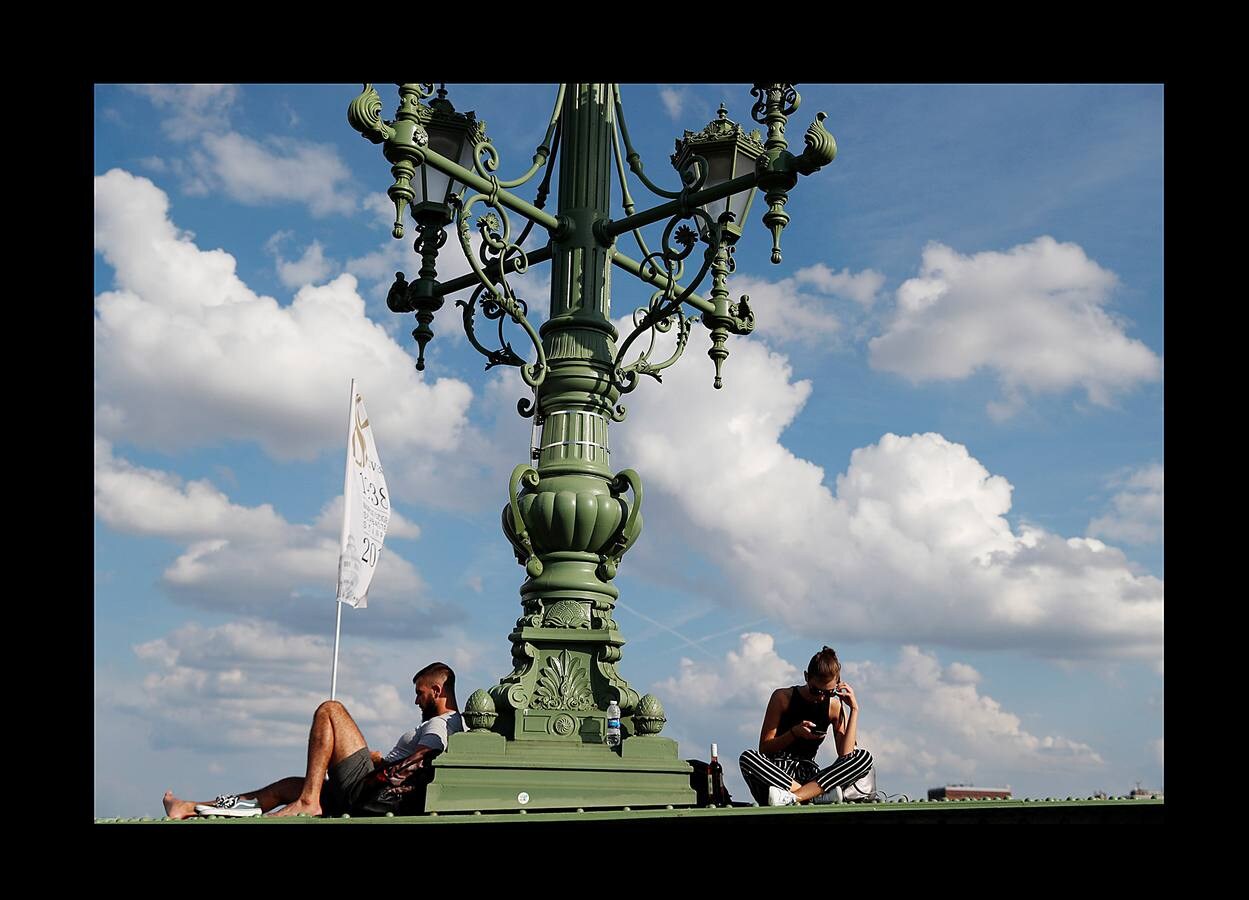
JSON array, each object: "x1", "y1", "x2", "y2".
[
  {"x1": 268, "y1": 798, "x2": 321, "y2": 818},
  {"x1": 163, "y1": 790, "x2": 198, "y2": 820}
]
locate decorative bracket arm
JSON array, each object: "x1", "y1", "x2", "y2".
[
  {"x1": 506, "y1": 464, "x2": 543, "y2": 578},
  {"x1": 751, "y1": 83, "x2": 836, "y2": 264},
  {"x1": 599, "y1": 469, "x2": 643, "y2": 580}
]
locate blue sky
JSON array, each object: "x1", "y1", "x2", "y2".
[{"x1": 94, "y1": 84, "x2": 1163, "y2": 817}]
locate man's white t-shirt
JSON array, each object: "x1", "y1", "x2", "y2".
[{"x1": 382, "y1": 711, "x2": 464, "y2": 764}]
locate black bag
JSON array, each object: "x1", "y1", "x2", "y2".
[
  {"x1": 355, "y1": 756, "x2": 435, "y2": 816},
  {"x1": 686, "y1": 759, "x2": 733, "y2": 807}
]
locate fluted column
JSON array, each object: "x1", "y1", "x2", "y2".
[{"x1": 492, "y1": 84, "x2": 643, "y2": 739}]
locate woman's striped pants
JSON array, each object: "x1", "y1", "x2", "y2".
[{"x1": 739, "y1": 747, "x2": 874, "y2": 804}]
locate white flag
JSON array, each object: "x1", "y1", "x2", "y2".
[{"x1": 337, "y1": 379, "x2": 390, "y2": 609}]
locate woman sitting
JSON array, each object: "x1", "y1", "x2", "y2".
[{"x1": 739, "y1": 646, "x2": 874, "y2": 806}]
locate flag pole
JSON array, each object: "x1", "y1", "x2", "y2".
[
  {"x1": 330, "y1": 377, "x2": 356, "y2": 701},
  {"x1": 331, "y1": 597, "x2": 344, "y2": 701}
]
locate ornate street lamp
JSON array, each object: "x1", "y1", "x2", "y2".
[
  {"x1": 666, "y1": 102, "x2": 767, "y2": 388},
  {"x1": 348, "y1": 82, "x2": 836, "y2": 812},
  {"x1": 408, "y1": 86, "x2": 484, "y2": 227},
  {"x1": 671, "y1": 102, "x2": 765, "y2": 245},
  {"x1": 350, "y1": 83, "x2": 487, "y2": 370}
]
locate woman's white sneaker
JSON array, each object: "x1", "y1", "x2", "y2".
[
  {"x1": 766, "y1": 786, "x2": 800, "y2": 807},
  {"x1": 813, "y1": 786, "x2": 843, "y2": 804}
]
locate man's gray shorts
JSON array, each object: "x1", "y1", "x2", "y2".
[{"x1": 322, "y1": 747, "x2": 380, "y2": 816}]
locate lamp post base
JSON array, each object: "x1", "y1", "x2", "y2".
[{"x1": 427, "y1": 730, "x2": 696, "y2": 813}]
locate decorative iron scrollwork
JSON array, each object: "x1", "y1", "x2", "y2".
[
  {"x1": 611, "y1": 207, "x2": 718, "y2": 393},
  {"x1": 750, "y1": 83, "x2": 800, "y2": 126},
  {"x1": 457, "y1": 284, "x2": 527, "y2": 372},
  {"x1": 454, "y1": 195, "x2": 547, "y2": 389}
]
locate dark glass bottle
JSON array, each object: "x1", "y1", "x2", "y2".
[{"x1": 709, "y1": 743, "x2": 724, "y2": 806}]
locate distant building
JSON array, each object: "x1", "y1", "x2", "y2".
[
  {"x1": 1129, "y1": 785, "x2": 1163, "y2": 800},
  {"x1": 928, "y1": 784, "x2": 1012, "y2": 801}
]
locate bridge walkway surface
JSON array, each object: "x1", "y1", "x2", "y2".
[{"x1": 98, "y1": 797, "x2": 1163, "y2": 826}]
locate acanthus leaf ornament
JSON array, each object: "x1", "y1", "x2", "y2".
[
  {"x1": 542, "y1": 599, "x2": 591, "y2": 629},
  {"x1": 796, "y1": 111, "x2": 837, "y2": 174},
  {"x1": 532, "y1": 649, "x2": 594, "y2": 711},
  {"x1": 347, "y1": 84, "x2": 395, "y2": 145}
]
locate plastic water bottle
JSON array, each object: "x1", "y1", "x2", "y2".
[{"x1": 606, "y1": 700, "x2": 622, "y2": 748}]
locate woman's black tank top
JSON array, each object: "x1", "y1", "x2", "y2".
[{"x1": 776, "y1": 686, "x2": 833, "y2": 760}]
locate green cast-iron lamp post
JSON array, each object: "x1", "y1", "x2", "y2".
[{"x1": 348, "y1": 83, "x2": 836, "y2": 812}]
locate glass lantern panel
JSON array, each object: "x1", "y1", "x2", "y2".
[
  {"x1": 424, "y1": 126, "x2": 466, "y2": 204},
  {"x1": 698, "y1": 147, "x2": 735, "y2": 226},
  {"x1": 728, "y1": 148, "x2": 760, "y2": 224},
  {"x1": 456, "y1": 131, "x2": 479, "y2": 172}
]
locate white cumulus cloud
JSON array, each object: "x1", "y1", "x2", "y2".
[
  {"x1": 614, "y1": 324, "x2": 1163, "y2": 661},
  {"x1": 1088, "y1": 463, "x2": 1163, "y2": 545},
  {"x1": 869, "y1": 237, "x2": 1161, "y2": 418},
  {"x1": 94, "y1": 169, "x2": 474, "y2": 469},
  {"x1": 126, "y1": 84, "x2": 239, "y2": 138},
  {"x1": 267, "y1": 233, "x2": 337, "y2": 288},
  {"x1": 794, "y1": 263, "x2": 886, "y2": 308},
  {"x1": 188, "y1": 132, "x2": 357, "y2": 217},
  {"x1": 125, "y1": 85, "x2": 357, "y2": 217},
  {"x1": 95, "y1": 617, "x2": 494, "y2": 816},
  {"x1": 658, "y1": 86, "x2": 687, "y2": 121},
  {"x1": 652, "y1": 636, "x2": 1102, "y2": 801},
  {"x1": 658, "y1": 633, "x2": 800, "y2": 720},
  {"x1": 849, "y1": 645, "x2": 1104, "y2": 780},
  {"x1": 94, "y1": 171, "x2": 524, "y2": 513},
  {"x1": 94, "y1": 438, "x2": 456, "y2": 639},
  {"x1": 722, "y1": 263, "x2": 884, "y2": 346},
  {"x1": 117, "y1": 619, "x2": 488, "y2": 754}
]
